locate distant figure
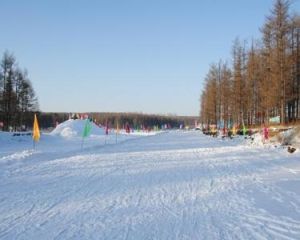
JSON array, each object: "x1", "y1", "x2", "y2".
[
  {"x1": 105, "y1": 121, "x2": 109, "y2": 135},
  {"x1": 228, "y1": 130, "x2": 233, "y2": 139},
  {"x1": 288, "y1": 146, "x2": 296, "y2": 153},
  {"x1": 125, "y1": 123, "x2": 130, "y2": 134},
  {"x1": 248, "y1": 129, "x2": 253, "y2": 136},
  {"x1": 263, "y1": 125, "x2": 269, "y2": 141},
  {"x1": 211, "y1": 127, "x2": 217, "y2": 137},
  {"x1": 21, "y1": 125, "x2": 26, "y2": 131}
]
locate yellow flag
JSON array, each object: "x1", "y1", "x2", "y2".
[
  {"x1": 33, "y1": 114, "x2": 40, "y2": 142},
  {"x1": 232, "y1": 125, "x2": 236, "y2": 135},
  {"x1": 116, "y1": 122, "x2": 120, "y2": 134}
]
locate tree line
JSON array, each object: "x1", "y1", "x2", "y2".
[
  {"x1": 200, "y1": 0, "x2": 300, "y2": 128},
  {"x1": 91, "y1": 112, "x2": 195, "y2": 129},
  {"x1": 0, "y1": 51, "x2": 38, "y2": 131},
  {"x1": 37, "y1": 112, "x2": 197, "y2": 130}
]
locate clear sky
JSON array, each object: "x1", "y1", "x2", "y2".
[{"x1": 1, "y1": 0, "x2": 299, "y2": 116}]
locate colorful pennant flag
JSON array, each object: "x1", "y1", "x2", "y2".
[
  {"x1": 33, "y1": 114, "x2": 40, "y2": 142},
  {"x1": 82, "y1": 119, "x2": 92, "y2": 138},
  {"x1": 242, "y1": 125, "x2": 247, "y2": 136},
  {"x1": 232, "y1": 125, "x2": 236, "y2": 135}
]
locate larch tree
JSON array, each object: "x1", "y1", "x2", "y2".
[
  {"x1": 0, "y1": 51, "x2": 39, "y2": 131},
  {"x1": 200, "y1": 0, "x2": 300, "y2": 128}
]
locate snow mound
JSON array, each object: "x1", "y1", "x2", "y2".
[
  {"x1": 248, "y1": 133, "x2": 264, "y2": 146},
  {"x1": 248, "y1": 127, "x2": 300, "y2": 150},
  {"x1": 0, "y1": 150, "x2": 34, "y2": 164},
  {"x1": 50, "y1": 119, "x2": 104, "y2": 138},
  {"x1": 279, "y1": 127, "x2": 300, "y2": 148}
]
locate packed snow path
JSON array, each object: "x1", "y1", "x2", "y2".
[{"x1": 1, "y1": 131, "x2": 300, "y2": 239}]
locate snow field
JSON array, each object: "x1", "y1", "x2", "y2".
[{"x1": 0, "y1": 131, "x2": 300, "y2": 239}]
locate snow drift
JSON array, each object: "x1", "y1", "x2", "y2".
[
  {"x1": 278, "y1": 126, "x2": 300, "y2": 148},
  {"x1": 50, "y1": 119, "x2": 104, "y2": 138}
]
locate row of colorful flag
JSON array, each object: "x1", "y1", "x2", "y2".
[
  {"x1": 32, "y1": 116, "x2": 122, "y2": 148},
  {"x1": 206, "y1": 124, "x2": 269, "y2": 139}
]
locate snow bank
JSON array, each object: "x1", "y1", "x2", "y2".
[
  {"x1": 279, "y1": 126, "x2": 300, "y2": 148},
  {"x1": 248, "y1": 132, "x2": 264, "y2": 146},
  {"x1": 0, "y1": 150, "x2": 34, "y2": 164},
  {"x1": 247, "y1": 127, "x2": 300, "y2": 152},
  {"x1": 50, "y1": 119, "x2": 104, "y2": 138}
]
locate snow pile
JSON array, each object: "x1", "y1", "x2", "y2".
[
  {"x1": 0, "y1": 150, "x2": 34, "y2": 164},
  {"x1": 279, "y1": 126, "x2": 300, "y2": 148},
  {"x1": 248, "y1": 126, "x2": 300, "y2": 150},
  {"x1": 248, "y1": 132, "x2": 265, "y2": 146},
  {"x1": 50, "y1": 119, "x2": 104, "y2": 138}
]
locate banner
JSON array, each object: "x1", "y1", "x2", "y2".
[{"x1": 269, "y1": 116, "x2": 280, "y2": 124}]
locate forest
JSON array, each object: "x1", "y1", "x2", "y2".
[
  {"x1": 36, "y1": 112, "x2": 196, "y2": 130},
  {"x1": 0, "y1": 51, "x2": 38, "y2": 131},
  {"x1": 200, "y1": 0, "x2": 300, "y2": 128}
]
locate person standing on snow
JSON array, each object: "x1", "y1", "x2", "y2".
[{"x1": 263, "y1": 125, "x2": 269, "y2": 143}]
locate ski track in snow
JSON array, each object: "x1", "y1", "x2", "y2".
[{"x1": 0, "y1": 131, "x2": 300, "y2": 239}]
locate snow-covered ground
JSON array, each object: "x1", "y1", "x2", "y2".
[{"x1": 1, "y1": 129, "x2": 300, "y2": 239}]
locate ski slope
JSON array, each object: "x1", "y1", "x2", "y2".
[{"x1": 1, "y1": 131, "x2": 300, "y2": 239}]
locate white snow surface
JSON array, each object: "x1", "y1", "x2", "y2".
[{"x1": 1, "y1": 131, "x2": 300, "y2": 239}]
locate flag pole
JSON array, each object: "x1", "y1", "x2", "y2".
[
  {"x1": 81, "y1": 136, "x2": 84, "y2": 150},
  {"x1": 115, "y1": 122, "x2": 118, "y2": 144},
  {"x1": 105, "y1": 119, "x2": 108, "y2": 145}
]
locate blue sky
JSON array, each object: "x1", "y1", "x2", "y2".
[{"x1": 1, "y1": 0, "x2": 299, "y2": 116}]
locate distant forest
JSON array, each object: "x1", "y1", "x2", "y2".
[
  {"x1": 37, "y1": 112, "x2": 198, "y2": 130},
  {"x1": 0, "y1": 52, "x2": 198, "y2": 131},
  {"x1": 200, "y1": 0, "x2": 300, "y2": 127},
  {"x1": 1, "y1": 109, "x2": 197, "y2": 131}
]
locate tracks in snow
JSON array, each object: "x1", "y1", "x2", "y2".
[{"x1": 1, "y1": 132, "x2": 300, "y2": 239}]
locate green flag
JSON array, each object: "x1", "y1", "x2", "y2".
[
  {"x1": 82, "y1": 119, "x2": 92, "y2": 138},
  {"x1": 242, "y1": 125, "x2": 247, "y2": 136}
]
